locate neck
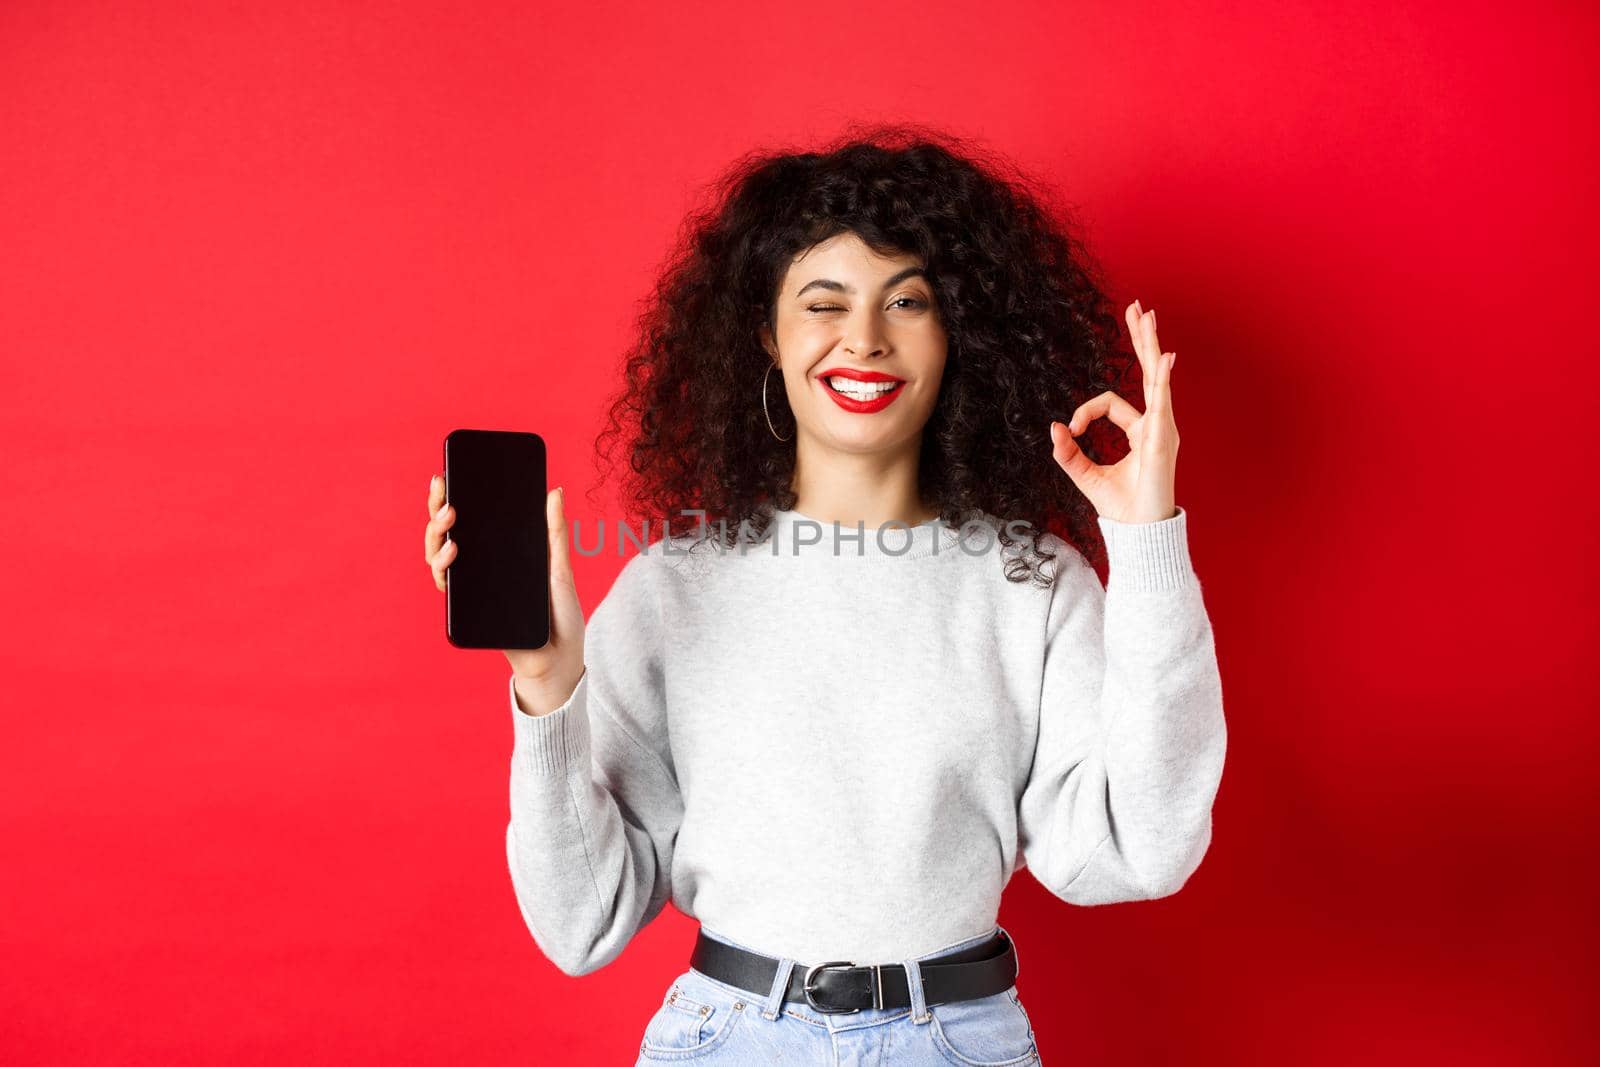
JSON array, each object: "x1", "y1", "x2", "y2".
[{"x1": 789, "y1": 434, "x2": 935, "y2": 528}]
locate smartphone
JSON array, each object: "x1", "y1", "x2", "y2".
[{"x1": 442, "y1": 429, "x2": 550, "y2": 650}]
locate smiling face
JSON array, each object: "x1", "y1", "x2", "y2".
[{"x1": 760, "y1": 231, "x2": 948, "y2": 457}]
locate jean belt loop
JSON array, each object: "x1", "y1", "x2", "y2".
[
  {"x1": 762, "y1": 957, "x2": 796, "y2": 1021},
  {"x1": 996, "y1": 922, "x2": 1018, "y2": 982},
  {"x1": 903, "y1": 954, "x2": 931, "y2": 1025}
]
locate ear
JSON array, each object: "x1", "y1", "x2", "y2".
[{"x1": 759, "y1": 322, "x2": 776, "y2": 361}]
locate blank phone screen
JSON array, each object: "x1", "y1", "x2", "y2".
[{"x1": 443, "y1": 429, "x2": 550, "y2": 650}]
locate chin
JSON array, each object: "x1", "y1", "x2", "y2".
[{"x1": 814, "y1": 420, "x2": 920, "y2": 453}]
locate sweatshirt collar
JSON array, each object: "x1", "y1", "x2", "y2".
[{"x1": 763, "y1": 507, "x2": 959, "y2": 560}]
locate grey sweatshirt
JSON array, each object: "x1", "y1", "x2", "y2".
[{"x1": 505, "y1": 505, "x2": 1226, "y2": 976}]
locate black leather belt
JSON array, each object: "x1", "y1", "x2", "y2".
[{"x1": 688, "y1": 927, "x2": 1019, "y2": 1015}]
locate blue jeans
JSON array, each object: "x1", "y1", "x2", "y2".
[{"x1": 634, "y1": 923, "x2": 1040, "y2": 1065}]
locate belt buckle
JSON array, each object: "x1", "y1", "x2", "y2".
[{"x1": 803, "y1": 960, "x2": 864, "y2": 1015}]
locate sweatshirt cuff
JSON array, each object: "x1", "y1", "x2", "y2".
[
  {"x1": 509, "y1": 669, "x2": 591, "y2": 776},
  {"x1": 1097, "y1": 505, "x2": 1198, "y2": 592}
]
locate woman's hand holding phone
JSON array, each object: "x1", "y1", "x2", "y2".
[{"x1": 425, "y1": 473, "x2": 586, "y2": 717}]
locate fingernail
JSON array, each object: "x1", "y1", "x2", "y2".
[
  {"x1": 436, "y1": 503, "x2": 449, "y2": 520},
  {"x1": 1150, "y1": 309, "x2": 1157, "y2": 330}
]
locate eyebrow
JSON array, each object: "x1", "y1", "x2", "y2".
[{"x1": 794, "y1": 266, "x2": 929, "y2": 299}]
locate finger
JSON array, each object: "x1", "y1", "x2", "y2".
[
  {"x1": 424, "y1": 497, "x2": 454, "y2": 562},
  {"x1": 425, "y1": 474, "x2": 443, "y2": 560},
  {"x1": 547, "y1": 487, "x2": 585, "y2": 646},
  {"x1": 1050, "y1": 420, "x2": 1105, "y2": 489},
  {"x1": 1143, "y1": 305, "x2": 1161, "y2": 358},
  {"x1": 1141, "y1": 351, "x2": 1180, "y2": 456},
  {"x1": 1066, "y1": 390, "x2": 1142, "y2": 436},
  {"x1": 546, "y1": 493, "x2": 560, "y2": 642},
  {"x1": 432, "y1": 543, "x2": 457, "y2": 585},
  {"x1": 431, "y1": 539, "x2": 457, "y2": 590},
  {"x1": 1141, "y1": 308, "x2": 1167, "y2": 409},
  {"x1": 548, "y1": 487, "x2": 574, "y2": 591},
  {"x1": 1126, "y1": 302, "x2": 1157, "y2": 388},
  {"x1": 1149, "y1": 350, "x2": 1176, "y2": 420}
]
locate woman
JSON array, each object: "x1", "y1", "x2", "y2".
[{"x1": 422, "y1": 125, "x2": 1226, "y2": 1065}]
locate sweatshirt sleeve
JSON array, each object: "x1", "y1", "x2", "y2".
[
  {"x1": 1016, "y1": 505, "x2": 1227, "y2": 904},
  {"x1": 504, "y1": 550, "x2": 683, "y2": 976}
]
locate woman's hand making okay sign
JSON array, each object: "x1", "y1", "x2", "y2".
[{"x1": 1049, "y1": 299, "x2": 1180, "y2": 525}]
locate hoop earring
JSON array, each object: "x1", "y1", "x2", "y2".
[{"x1": 763, "y1": 363, "x2": 793, "y2": 442}]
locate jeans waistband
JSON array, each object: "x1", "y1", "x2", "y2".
[{"x1": 698, "y1": 923, "x2": 1006, "y2": 965}]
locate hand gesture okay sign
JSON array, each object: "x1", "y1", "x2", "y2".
[{"x1": 1048, "y1": 299, "x2": 1180, "y2": 525}]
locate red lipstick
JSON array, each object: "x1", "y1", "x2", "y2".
[{"x1": 817, "y1": 367, "x2": 907, "y2": 414}]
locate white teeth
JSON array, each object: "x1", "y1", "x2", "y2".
[{"x1": 826, "y1": 377, "x2": 899, "y2": 399}]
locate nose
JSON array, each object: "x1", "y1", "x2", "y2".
[{"x1": 842, "y1": 313, "x2": 889, "y2": 359}]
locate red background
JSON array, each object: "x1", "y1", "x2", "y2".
[{"x1": 3, "y1": 2, "x2": 1595, "y2": 1063}]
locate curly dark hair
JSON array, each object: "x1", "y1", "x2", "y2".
[{"x1": 590, "y1": 121, "x2": 1138, "y2": 586}]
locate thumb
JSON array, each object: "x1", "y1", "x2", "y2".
[
  {"x1": 547, "y1": 487, "x2": 582, "y2": 619},
  {"x1": 548, "y1": 486, "x2": 572, "y2": 581},
  {"x1": 1049, "y1": 421, "x2": 1099, "y2": 488}
]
